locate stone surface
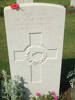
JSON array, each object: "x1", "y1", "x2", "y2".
[
  {"x1": 4, "y1": 3, "x2": 66, "y2": 95},
  {"x1": 70, "y1": 0, "x2": 75, "y2": 7},
  {"x1": 16, "y1": 0, "x2": 33, "y2": 4}
]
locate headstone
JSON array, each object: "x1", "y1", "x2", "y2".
[
  {"x1": 70, "y1": 0, "x2": 75, "y2": 7},
  {"x1": 4, "y1": 3, "x2": 66, "y2": 95},
  {"x1": 16, "y1": 0, "x2": 33, "y2": 4}
]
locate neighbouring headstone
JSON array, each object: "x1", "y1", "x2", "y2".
[
  {"x1": 16, "y1": 0, "x2": 33, "y2": 4},
  {"x1": 70, "y1": 0, "x2": 75, "y2": 7},
  {"x1": 4, "y1": 3, "x2": 66, "y2": 95}
]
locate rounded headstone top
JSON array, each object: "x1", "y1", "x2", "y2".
[{"x1": 4, "y1": 3, "x2": 66, "y2": 11}]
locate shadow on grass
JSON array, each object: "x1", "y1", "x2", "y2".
[{"x1": 60, "y1": 58, "x2": 75, "y2": 94}]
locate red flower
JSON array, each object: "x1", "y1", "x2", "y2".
[{"x1": 10, "y1": 4, "x2": 20, "y2": 9}]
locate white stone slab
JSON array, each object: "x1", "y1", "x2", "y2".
[
  {"x1": 70, "y1": 0, "x2": 75, "y2": 7},
  {"x1": 4, "y1": 3, "x2": 66, "y2": 95},
  {"x1": 16, "y1": 0, "x2": 33, "y2": 4}
]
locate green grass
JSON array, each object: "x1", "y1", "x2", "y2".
[
  {"x1": 34, "y1": 0, "x2": 70, "y2": 7},
  {"x1": 0, "y1": 17, "x2": 10, "y2": 74},
  {"x1": 63, "y1": 14, "x2": 75, "y2": 58}
]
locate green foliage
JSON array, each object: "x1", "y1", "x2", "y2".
[
  {"x1": 0, "y1": 72, "x2": 4, "y2": 82},
  {"x1": 2, "y1": 70, "x2": 26, "y2": 100},
  {"x1": 0, "y1": 72, "x2": 4, "y2": 99},
  {"x1": 0, "y1": 0, "x2": 16, "y2": 16}
]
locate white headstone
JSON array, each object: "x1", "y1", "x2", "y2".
[
  {"x1": 70, "y1": 0, "x2": 75, "y2": 7},
  {"x1": 4, "y1": 3, "x2": 66, "y2": 95},
  {"x1": 17, "y1": 0, "x2": 33, "y2": 4}
]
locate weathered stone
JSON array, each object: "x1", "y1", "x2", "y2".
[{"x1": 70, "y1": 0, "x2": 75, "y2": 7}]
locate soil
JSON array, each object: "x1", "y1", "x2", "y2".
[
  {"x1": 0, "y1": 16, "x2": 4, "y2": 18},
  {"x1": 62, "y1": 88, "x2": 72, "y2": 100}
]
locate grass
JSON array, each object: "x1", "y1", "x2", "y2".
[
  {"x1": 63, "y1": 13, "x2": 75, "y2": 58},
  {"x1": 35, "y1": 0, "x2": 70, "y2": 7},
  {"x1": 0, "y1": 17, "x2": 10, "y2": 74}
]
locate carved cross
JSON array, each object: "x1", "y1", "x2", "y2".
[{"x1": 14, "y1": 32, "x2": 57, "y2": 83}]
